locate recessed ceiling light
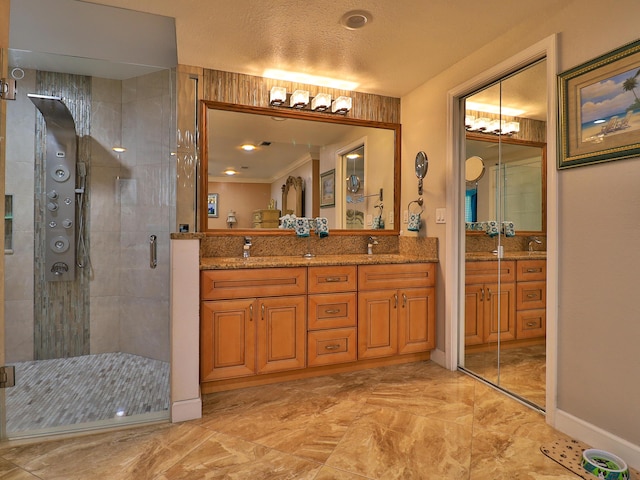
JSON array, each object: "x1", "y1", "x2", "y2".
[
  {"x1": 224, "y1": 169, "x2": 237, "y2": 176},
  {"x1": 241, "y1": 144, "x2": 256, "y2": 151},
  {"x1": 112, "y1": 146, "x2": 126, "y2": 153},
  {"x1": 340, "y1": 10, "x2": 372, "y2": 30}
]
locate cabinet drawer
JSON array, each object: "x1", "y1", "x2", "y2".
[
  {"x1": 517, "y1": 281, "x2": 546, "y2": 310},
  {"x1": 358, "y1": 263, "x2": 435, "y2": 291},
  {"x1": 465, "y1": 260, "x2": 515, "y2": 284},
  {"x1": 308, "y1": 265, "x2": 357, "y2": 293},
  {"x1": 516, "y1": 309, "x2": 546, "y2": 339},
  {"x1": 308, "y1": 328, "x2": 357, "y2": 367},
  {"x1": 201, "y1": 267, "x2": 306, "y2": 300},
  {"x1": 308, "y1": 292, "x2": 357, "y2": 330},
  {"x1": 517, "y1": 260, "x2": 546, "y2": 281}
]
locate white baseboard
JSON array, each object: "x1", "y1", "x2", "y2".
[
  {"x1": 430, "y1": 348, "x2": 447, "y2": 369},
  {"x1": 171, "y1": 398, "x2": 202, "y2": 423},
  {"x1": 555, "y1": 409, "x2": 640, "y2": 470}
]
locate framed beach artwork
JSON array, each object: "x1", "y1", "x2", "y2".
[
  {"x1": 320, "y1": 169, "x2": 335, "y2": 208},
  {"x1": 559, "y1": 39, "x2": 640, "y2": 169}
]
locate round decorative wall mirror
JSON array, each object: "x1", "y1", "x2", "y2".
[
  {"x1": 346, "y1": 174, "x2": 361, "y2": 193},
  {"x1": 415, "y1": 151, "x2": 428, "y2": 179},
  {"x1": 465, "y1": 155, "x2": 485, "y2": 183}
]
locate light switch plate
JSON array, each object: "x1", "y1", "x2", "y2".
[
  {"x1": 435, "y1": 208, "x2": 446, "y2": 224},
  {"x1": 403, "y1": 210, "x2": 409, "y2": 223}
]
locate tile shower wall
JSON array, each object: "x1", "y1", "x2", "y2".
[
  {"x1": 4, "y1": 68, "x2": 36, "y2": 362},
  {"x1": 4, "y1": 69, "x2": 172, "y2": 363}
]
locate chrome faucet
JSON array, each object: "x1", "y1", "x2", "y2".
[
  {"x1": 243, "y1": 237, "x2": 252, "y2": 258},
  {"x1": 528, "y1": 236, "x2": 542, "y2": 252},
  {"x1": 367, "y1": 236, "x2": 379, "y2": 255}
]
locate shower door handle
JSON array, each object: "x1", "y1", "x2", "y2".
[{"x1": 149, "y1": 235, "x2": 158, "y2": 269}]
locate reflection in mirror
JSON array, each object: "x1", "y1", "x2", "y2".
[
  {"x1": 464, "y1": 155, "x2": 485, "y2": 222},
  {"x1": 282, "y1": 176, "x2": 303, "y2": 216},
  {"x1": 201, "y1": 101, "x2": 400, "y2": 233},
  {"x1": 465, "y1": 136, "x2": 545, "y2": 232}
]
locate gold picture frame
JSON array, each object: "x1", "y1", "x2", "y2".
[
  {"x1": 320, "y1": 169, "x2": 335, "y2": 208},
  {"x1": 559, "y1": 39, "x2": 640, "y2": 169}
]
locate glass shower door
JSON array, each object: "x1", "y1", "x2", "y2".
[{"x1": 2, "y1": 50, "x2": 174, "y2": 439}]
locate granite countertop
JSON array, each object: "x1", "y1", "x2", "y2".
[
  {"x1": 201, "y1": 253, "x2": 439, "y2": 270},
  {"x1": 465, "y1": 251, "x2": 546, "y2": 261}
]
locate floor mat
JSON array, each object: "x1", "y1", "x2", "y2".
[{"x1": 541, "y1": 438, "x2": 639, "y2": 479}]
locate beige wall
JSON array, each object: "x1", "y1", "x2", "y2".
[
  {"x1": 401, "y1": 0, "x2": 640, "y2": 450},
  {"x1": 207, "y1": 181, "x2": 272, "y2": 229}
]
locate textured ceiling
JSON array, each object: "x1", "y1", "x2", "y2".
[{"x1": 81, "y1": 0, "x2": 565, "y2": 98}]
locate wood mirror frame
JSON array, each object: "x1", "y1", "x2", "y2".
[
  {"x1": 465, "y1": 132, "x2": 547, "y2": 235},
  {"x1": 199, "y1": 101, "x2": 402, "y2": 235}
]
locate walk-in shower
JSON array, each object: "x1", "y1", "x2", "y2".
[{"x1": 3, "y1": 61, "x2": 175, "y2": 439}]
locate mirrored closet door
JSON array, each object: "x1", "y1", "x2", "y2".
[{"x1": 459, "y1": 59, "x2": 547, "y2": 411}]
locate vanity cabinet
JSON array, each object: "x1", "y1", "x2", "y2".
[
  {"x1": 515, "y1": 260, "x2": 546, "y2": 339},
  {"x1": 200, "y1": 268, "x2": 306, "y2": 381},
  {"x1": 307, "y1": 266, "x2": 357, "y2": 367},
  {"x1": 357, "y1": 263, "x2": 436, "y2": 359},
  {"x1": 200, "y1": 261, "x2": 437, "y2": 392},
  {"x1": 464, "y1": 261, "x2": 516, "y2": 346}
]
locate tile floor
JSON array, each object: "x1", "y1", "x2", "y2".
[
  {"x1": 0, "y1": 361, "x2": 579, "y2": 479},
  {"x1": 464, "y1": 344, "x2": 546, "y2": 408},
  {"x1": 6, "y1": 353, "x2": 170, "y2": 433}
]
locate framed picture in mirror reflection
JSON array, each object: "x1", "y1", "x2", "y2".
[
  {"x1": 320, "y1": 169, "x2": 335, "y2": 208},
  {"x1": 207, "y1": 193, "x2": 219, "y2": 218}
]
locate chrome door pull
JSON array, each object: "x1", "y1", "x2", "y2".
[{"x1": 149, "y1": 235, "x2": 157, "y2": 269}]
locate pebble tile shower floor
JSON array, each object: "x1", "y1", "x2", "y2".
[{"x1": 5, "y1": 352, "x2": 169, "y2": 432}]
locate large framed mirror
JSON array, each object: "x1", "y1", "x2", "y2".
[
  {"x1": 200, "y1": 101, "x2": 401, "y2": 234},
  {"x1": 465, "y1": 133, "x2": 546, "y2": 234}
]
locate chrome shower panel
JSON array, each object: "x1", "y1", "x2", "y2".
[{"x1": 29, "y1": 94, "x2": 77, "y2": 281}]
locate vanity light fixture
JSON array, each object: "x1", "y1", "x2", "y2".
[
  {"x1": 269, "y1": 86, "x2": 287, "y2": 106},
  {"x1": 311, "y1": 93, "x2": 332, "y2": 111},
  {"x1": 269, "y1": 87, "x2": 351, "y2": 115},
  {"x1": 332, "y1": 96, "x2": 353, "y2": 114},
  {"x1": 290, "y1": 90, "x2": 309, "y2": 108},
  {"x1": 465, "y1": 115, "x2": 519, "y2": 135}
]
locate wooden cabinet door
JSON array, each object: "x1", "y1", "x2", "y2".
[
  {"x1": 398, "y1": 287, "x2": 435, "y2": 354},
  {"x1": 464, "y1": 284, "x2": 484, "y2": 346},
  {"x1": 200, "y1": 299, "x2": 255, "y2": 381},
  {"x1": 256, "y1": 295, "x2": 306, "y2": 374},
  {"x1": 358, "y1": 290, "x2": 397, "y2": 359},
  {"x1": 484, "y1": 283, "x2": 516, "y2": 343}
]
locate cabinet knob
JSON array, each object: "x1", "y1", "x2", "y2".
[
  {"x1": 527, "y1": 293, "x2": 536, "y2": 298},
  {"x1": 526, "y1": 321, "x2": 537, "y2": 327}
]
